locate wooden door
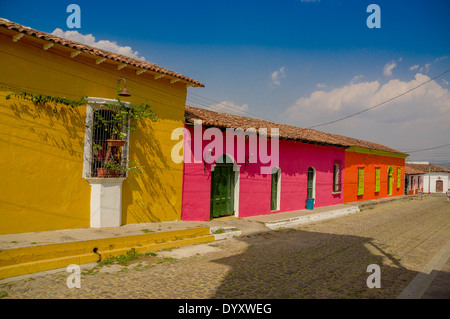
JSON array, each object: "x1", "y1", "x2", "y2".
[
  {"x1": 436, "y1": 180, "x2": 443, "y2": 192},
  {"x1": 210, "y1": 164, "x2": 235, "y2": 218}
]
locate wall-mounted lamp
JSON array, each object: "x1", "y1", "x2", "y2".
[{"x1": 117, "y1": 78, "x2": 131, "y2": 97}]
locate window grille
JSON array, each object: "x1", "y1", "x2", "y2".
[{"x1": 83, "y1": 98, "x2": 130, "y2": 179}]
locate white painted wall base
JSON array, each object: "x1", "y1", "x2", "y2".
[{"x1": 86, "y1": 178, "x2": 125, "y2": 228}]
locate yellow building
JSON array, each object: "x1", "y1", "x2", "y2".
[{"x1": 0, "y1": 19, "x2": 204, "y2": 235}]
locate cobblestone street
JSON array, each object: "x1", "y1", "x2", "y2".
[{"x1": 1, "y1": 195, "x2": 449, "y2": 299}]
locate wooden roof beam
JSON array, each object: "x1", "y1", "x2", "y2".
[{"x1": 12, "y1": 33, "x2": 24, "y2": 42}]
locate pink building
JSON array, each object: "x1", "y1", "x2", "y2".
[{"x1": 181, "y1": 106, "x2": 346, "y2": 221}]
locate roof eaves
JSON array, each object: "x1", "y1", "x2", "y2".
[{"x1": 0, "y1": 18, "x2": 205, "y2": 88}]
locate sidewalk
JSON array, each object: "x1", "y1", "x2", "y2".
[{"x1": 0, "y1": 194, "x2": 415, "y2": 251}]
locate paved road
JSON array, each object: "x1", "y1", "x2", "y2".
[{"x1": 1, "y1": 195, "x2": 449, "y2": 299}]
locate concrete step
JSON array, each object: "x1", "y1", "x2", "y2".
[{"x1": 0, "y1": 227, "x2": 214, "y2": 279}]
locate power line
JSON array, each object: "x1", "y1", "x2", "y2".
[
  {"x1": 406, "y1": 143, "x2": 450, "y2": 153},
  {"x1": 307, "y1": 69, "x2": 450, "y2": 129}
]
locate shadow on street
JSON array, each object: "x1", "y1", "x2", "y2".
[{"x1": 210, "y1": 228, "x2": 420, "y2": 299}]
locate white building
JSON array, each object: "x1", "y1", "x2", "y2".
[{"x1": 406, "y1": 162, "x2": 450, "y2": 194}]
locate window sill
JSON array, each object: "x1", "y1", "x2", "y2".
[
  {"x1": 84, "y1": 177, "x2": 126, "y2": 184},
  {"x1": 332, "y1": 191, "x2": 342, "y2": 195}
]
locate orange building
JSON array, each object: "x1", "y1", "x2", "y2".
[{"x1": 344, "y1": 147, "x2": 407, "y2": 203}]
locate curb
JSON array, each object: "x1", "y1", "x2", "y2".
[
  {"x1": 265, "y1": 206, "x2": 360, "y2": 229},
  {"x1": 397, "y1": 238, "x2": 450, "y2": 299}
]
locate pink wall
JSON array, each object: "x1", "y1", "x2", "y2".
[{"x1": 181, "y1": 125, "x2": 345, "y2": 221}]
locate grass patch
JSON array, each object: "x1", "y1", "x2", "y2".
[
  {"x1": 97, "y1": 248, "x2": 142, "y2": 266},
  {"x1": 0, "y1": 291, "x2": 8, "y2": 299},
  {"x1": 212, "y1": 228, "x2": 226, "y2": 234},
  {"x1": 145, "y1": 252, "x2": 157, "y2": 257},
  {"x1": 82, "y1": 268, "x2": 99, "y2": 276},
  {"x1": 155, "y1": 257, "x2": 178, "y2": 264},
  {"x1": 141, "y1": 229, "x2": 154, "y2": 233}
]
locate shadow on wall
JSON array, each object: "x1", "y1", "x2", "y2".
[
  {"x1": 5, "y1": 100, "x2": 85, "y2": 160},
  {"x1": 121, "y1": 117, "x2": 181, "y2": 224},
  {"x1": 0, "y1": 99, "x2": 90, "y2": 232},
  {"x1": 209, "y1": 229, "x2": 419, "y2": 299}
]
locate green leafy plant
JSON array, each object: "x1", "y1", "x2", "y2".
[
  {"x1": 5, "y1": 91, "x2": 86, "y2": 113},
  {"x1": 97, "y1": 248, "x2": 142, "y2": 266},
  {"x1": 6, "y1": 88, "x2": 158, "y2": 178}
]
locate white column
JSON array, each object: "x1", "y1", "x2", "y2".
[{"x1": 86, "y1": 178, "x2": 125, "y2": 228}]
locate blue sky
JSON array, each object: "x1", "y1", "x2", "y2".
[{"x1": 1, "y1": 0, "x2": 449, "y2": 162}]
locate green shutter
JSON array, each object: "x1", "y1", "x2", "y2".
[
  {"x1": 357, "y1": 168, "x2": 364, "y2": 195},
  {"x1": 397, "y1": 168, "x2": 401, "y2": 188},
  {"x1": 375, "y1": 168, "x2": 380, "y2": 192},
  {"x1": 271, "y1": 170, "x2": 278, "y2": 210}
]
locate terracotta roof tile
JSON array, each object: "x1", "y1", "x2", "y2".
[
  {"x1": 185, "y1": 105, "x2": 408, "y2": 155},
  {"x1": 0, "y1": 18, "x2": 204, "y2": 87},
  {"x1": 406, "y1": 163, "x2": 450, "y2": 174}
]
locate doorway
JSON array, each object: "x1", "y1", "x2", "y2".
[
  {"x1": 436, "y1": 180, "x2": 443, "y2": 192},
  {"x1": 210, "y1": 156, "x2": 236, "y2": 218},
  {"x1": 387, "y1": 167, "x2": 393, "y2": 195}
]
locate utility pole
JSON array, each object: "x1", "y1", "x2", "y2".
[{"x1": 428, "y1": 163, "x2": 431, "y2": 194}]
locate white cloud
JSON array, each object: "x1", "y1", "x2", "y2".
[
  {"x1": 270, "y1": 67, "x2": 286, "y2": 86},
  {"x1": 419, "y1": 63, "x2": 431, "y2": 73},
  {"x1": 434, "y1": 56, "x2": 448, "y2": 63},
  {"x1": 316, "y1": 83, "x2": 327, "y2": 88},
  {"x1": 209, "y1": 101, "x2": 249, "y2": 116},
  {"x1": 350, "y1": 75, "x2": 364, "y2": 83},
  {"x1": 409, "y1": 65, "x2": 419, "y2": 71},
  {"x1": 283, "y1": 73, "x2": 450, "y2": 159},
  {"x1": 51, "y1": 28, "x2": 146, "y2": 61},
  {"x1": 383, "y1": 61, "x2": 396, "y2": 77}
]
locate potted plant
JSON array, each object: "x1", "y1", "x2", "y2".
[{"x1": 106, "y1": 122, "x2": 127, "y2": 148}]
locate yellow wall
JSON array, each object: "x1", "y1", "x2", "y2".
[{"x1": 0, "y1": 31, "x2": 188, "y2": 234}]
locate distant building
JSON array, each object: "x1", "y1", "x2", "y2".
[{"x1": 405, "y1": 162, "x2": 450, "y2": 194}]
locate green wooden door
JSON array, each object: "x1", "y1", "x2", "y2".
[{"x1": 210, "y1": 164, "x2": 235, "y2": 218}]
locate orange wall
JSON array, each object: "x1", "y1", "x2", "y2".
[{"x1": 344, "y1": 150, "x2": 405, "y2": 203}]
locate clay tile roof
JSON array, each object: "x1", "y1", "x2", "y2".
[
  {"x1": 185, "y1": 105, "x2": 408, "y2": 155},
  {"x1": 405, "y1": 165, "x2": 426, "y2": 175},
  {"x1": 0, "y1": 18, "x2": 204, "y2": 87},
  {"x1": 406, "y1": 163, "x2": 450, "y2": 174}
]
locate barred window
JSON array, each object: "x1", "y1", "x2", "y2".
[
  {"x1": 307, "y1": 167, "x2": 316, "y2": 199},
  {"x1": 83, "y1": 97, "x2": 130, "y2": 179}
]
